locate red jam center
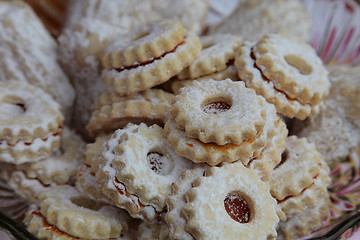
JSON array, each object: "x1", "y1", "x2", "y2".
[
  {"x1": 202, "y1": 101, "x2": 231, "y2": 114},
  {"x1": 224, "y1": 193, "x2": 251, "y2": 223}
]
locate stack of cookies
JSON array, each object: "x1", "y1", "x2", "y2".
[{"x1": 2, "y1": 0, "x2": 359, "y2": 240}]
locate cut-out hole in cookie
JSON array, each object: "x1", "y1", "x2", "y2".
[
  {"x1": 70, "y1": 197, "x2": 102, "y2": 211},
  {"x1": 201, "y1": 97, "x2": 232, "y2": 114},
  {"x1": 0, "y1": 96, "x2": 26, "y2": 117},
  {"x1": 284, "y1": 55, "x2": 313, "y2": 75},
  {"x1": 147, "y1": 151, "x2": 172, "y2": 176},
  {"x1": 224, "y1": 192, "x2": 252, "y2": 223},
  {"x1": 274, "y1": 150, "x2": 288, "y2": 169},
  {"x1": 131, "y1": 31, "x2": 151, "y2": 42}
]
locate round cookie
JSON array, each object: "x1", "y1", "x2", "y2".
[
  {"x1": 182, "y1": 162, "x2": 279, "y2": 239},
  {"x1": 0, "y1": 81, "x2": 63, "y2": 164},
  {"x1": 235, "y1": 41, "x2": 321, "y2": 119},
  {"x1": 96, "y1": 123, "x2": 193, "y2": 221},
  {"x1": 171, "y1": 79, "x2": 266, "y2": 145},
  {"x1": 16, "y1": 127, "x2": 85, "y2": 185},
  {"x1": 177, "y1": 34, "x2": 242, "y2": 80},
  {"x1": 252, "y1": 33, "x2": 330, "y2": 106},
  {"x1": 86, "y1": 89, "x2": 173, "y2": 138},
  {"x1": 101, "y1": 20, "x2": 202, "y2": 96},
  {"x1": 39, "y1": 185, "x2": 130, "y2": 239}
]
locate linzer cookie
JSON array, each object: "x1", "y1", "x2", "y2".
[
  {"x1": 171, "y1": 79, "x2": 266, "y2": 145},
  {"x1": 96, "y1": 123, "x2": 193, "y2": 221},
  {"x1": 165, "y1": 164, "x2": 210, "y2": 240},
  {"x1": 181, "y1": 163, "x2": 279, "y2": 239},
  {"x1": 251, "y1": 34, "x2": 330, "y2": 110},
  {"x1": 0, "y1": 81, "x2": 63, "y2": 164},
  {"x1": 235, "y1": 41, "x2": 321, "y2": 119},
  {"x1": 101, "y1": 19, "x2": 202, "y2": 96},
  {"x1": 38, "y1": 185, "x2": 130, "y2": 239},
  {"x1": 267, "y1": 136, "x2": 331, "y2": 220},
  {"x1": 86, "y1": 89, "x2": 173, "y2": 138},
  {"x1": 16, "y1": 127, "x2": 85, "y2": 185},
  {"x1": 177, "y1": 34, "x2": 242, "y2": 80}
]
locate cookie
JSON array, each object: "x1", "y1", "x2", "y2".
[
  {"x1": 252, "y1": 33, "x2": 330, "y2": 106},
  {"x1": 101, "y1": 20, "x2": 202, "y2": 96},
  {"x1": 181, "y1": 163, "x2": 279, "y2": 239},
  {"x1": 86, "y1": 89, "x2": 174, "y2": 138},
  {"x1": 96, "y1": 123, "x2": 193, "y2": 221},
  {"x1": 0, "y1": 81, "x2": 63, "y2": 164},
  {"x1": 177, "y1": 34, "x2": 242, "y2": 80},
  {"x1": 38, "y1": 185, "x2": 130, "y2": 239},
  {"x1": 235, "y1": 41, "x2": 321, "y2": 119}
]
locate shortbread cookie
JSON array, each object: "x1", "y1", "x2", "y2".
[
  {"x1": 76, "y1": 163, "x2": 113, "y2": 205},
  {"x1": 268, "y1": 136, "x2": 324, "y2": 200},
  {"x1": 96, "y1": 123, "x2": 193, "y2": 221},
  {"x1": 290, "y1": 65, "x2": 360, "y2": 168},
  {"x1": 85, "y1": 134, "x2": 112, "y2": 167},
  {"x1": 7, "y1": 170, "x2": 49, "y2": 204},
  {"x1": 247, "y1": 114, "x2": 288, "y2": 179},
  {"x1": 209, "y1": 0, "x2": 311, "y2": 42},
  {"x1": 164, "y1": 96, "x2": 279, "y2": 167},
  {"x1": 278, "y1": 163, "x2": 330, "y2": 219},
  {"x1": 25, "y1": 205, "x2": 134, "y2": 240},
  {"x1": 170, "y1": 64, "x2": 239, "y2": 95},
  {"x1": 16, "y1": 127, "x2": 85, "y2": 185},
  {"x1": 86, "y1": 89, "x2": 173, "y2": 138},
  {"x1": 0, "y1": 81, "x2": 63, "y2": 164},
  {"x1": 102, "y1": 20, "x2": 185, "y2": 69},
  {"x1": 166, "y1": 164, "x2": 210, "y2": 240},
  {"x1": 101, "y1": 21, "x2": 202, "y2": 96},
  {"x1": 268, "y1": 136, "x2": 331, "y2": 220},
  {"x1": 277, "y1": 197, "x2": 331, "y2": 240},
  {"x1": 165, "y1": 117, "x2": 264, "y2": 166},
  {"x1": 0, "y1": 1, "x2": 75, "y2": 121},
  {"x1": 252, "y1": 34, "x2": 330, "y2": 106},
  {"x1": 235, "y1": 41, "x2": 321, "y2": 119},
  {"x1": 181, "y1": 163, "x2": 279, "y2": 239},
  {"x1": 39, "y1": 185, "x2": 129, "y2": 239},
  {"x1": 171, "y1": 79, "x2": 266, "y2": 145},
  {"x1": 177, "y1": 34, "x2": 242, "y2": 79}
]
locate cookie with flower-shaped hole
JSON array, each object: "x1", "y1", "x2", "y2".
[
  {"x1": 171, "y1": 79, "x2": 267, "y2": 145},
  {"x1": 181, "y1": 162, "x2": 279, "y2": 239},
  {"x1": 96, "y1": 123, "x2": 193, "y2": 221}
]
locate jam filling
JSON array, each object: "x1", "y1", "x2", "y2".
[
  {"x1": 114, "y1": 38, "x2": 186, "y2": 72},
  {"x1": 1, "y1": 125, "x2": 63, "y2": 147},
  {"x1": 202, "y1": 101, "x2": 231, "y2": 114},
  {"x1": 224, "y1": 193, "x2": 251, "y2": 223}
]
